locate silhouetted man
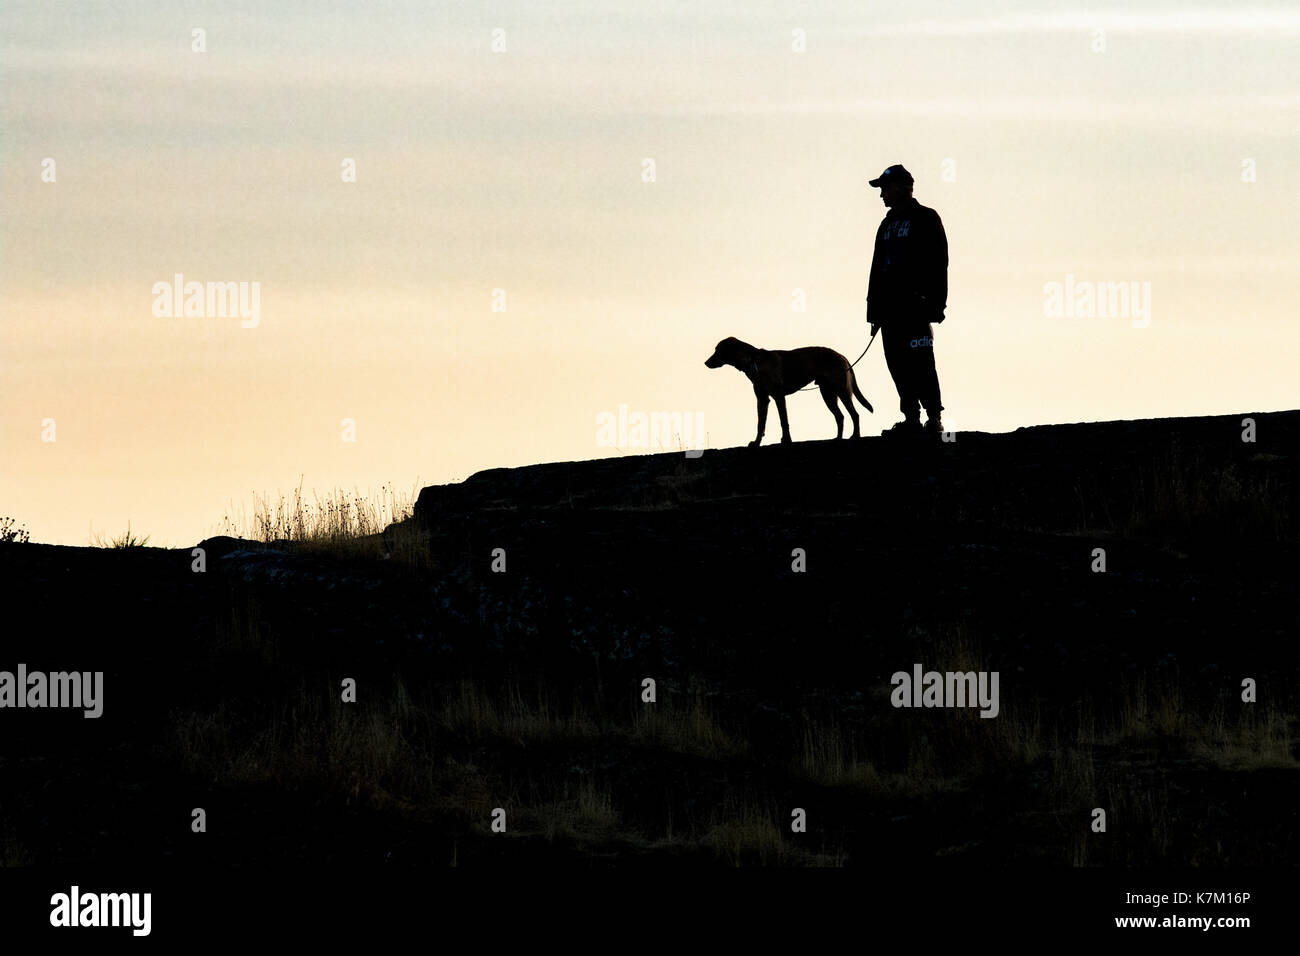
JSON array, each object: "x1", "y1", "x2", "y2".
[{"x1": 866, "y1": 164, "x2": 948, "y2": 438}]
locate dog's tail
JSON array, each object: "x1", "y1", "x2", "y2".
[{"x1": 849, "y1": 367, "x2": 873, "y2": 413}]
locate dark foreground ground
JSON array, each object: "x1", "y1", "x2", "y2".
[{"x1": 2, "y1": 410, "x2": 1298, "y2": 868}]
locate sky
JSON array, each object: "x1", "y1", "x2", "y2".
[{"x1": 2, "y1": 1, "x2": 1298, "y2": 546}]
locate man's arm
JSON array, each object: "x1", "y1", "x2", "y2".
[
  {"x1": 916, "y1": 208, "x2": 948, "y2": 323},
  {"x1": 930, "y1": 209, "x2": 948, "y2": 321},
  {"x1": 935, "y1": 210, "x2": 946, "y2": 319},
  {"x1": 866, "y1": 221, "x2": 884, "y2": 329}
]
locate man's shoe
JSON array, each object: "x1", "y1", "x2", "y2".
[
  {"x1": 882, "y1": 419, "x2": 922, "y2": 438},
  {"x1": 924, "y1": 417, "x2": 945, "y2": 439}
]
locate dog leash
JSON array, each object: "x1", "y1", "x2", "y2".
[{"x1": 795, "y1": 325, "x2": 878, "y2": 392}]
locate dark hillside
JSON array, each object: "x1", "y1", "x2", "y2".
[{"x1": 2, "y1": 410, "x2": 1297, "y2": 867}]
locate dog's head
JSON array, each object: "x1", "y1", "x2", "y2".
[{"x1": 705, "y1": 337, "x2": 745, "y2": 369}]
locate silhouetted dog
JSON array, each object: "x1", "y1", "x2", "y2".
[{"x1": 705, "y1": 337, "x2": 873, "y2": 446}]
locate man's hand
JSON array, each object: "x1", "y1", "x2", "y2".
[{"x1": 916, "y1": 293, "x2": 945, "y2": 324}]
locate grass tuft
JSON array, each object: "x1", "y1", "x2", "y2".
[
  {"x1": 217, "y1": 478, "x2": 431, "y2": 568},
  {"x1": 90, "y1": 521, "x2": 151, "y2": 548}
]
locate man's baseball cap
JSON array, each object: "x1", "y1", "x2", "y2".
[{"x1": 868, "y1": 164, "x2": 913, "y2": 187}]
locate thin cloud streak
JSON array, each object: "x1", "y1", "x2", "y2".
[
  {"x1": 854, "y1": 9, "x2": 1300, "y2": 37},
  {"x1": 608, "y1": 93, "x2": 1300, "y2": 132}
]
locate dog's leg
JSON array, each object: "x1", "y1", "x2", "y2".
[
  {"x1": 842, "y1": 371, "x2": 861, "y2": 438},
  {"x1": 774, "y1": 394, "x2": 792, "y2": 444},
  {"x1": 751, "y1": 387, "x2": 769, "y2": 447},
  {"x1": 819, "y1": 385, "x2": 845, "y2": 439}
]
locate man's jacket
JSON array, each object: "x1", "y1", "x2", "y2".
[{"x1": 867, "y1": 198, "x2": 948, "y2": 327}]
